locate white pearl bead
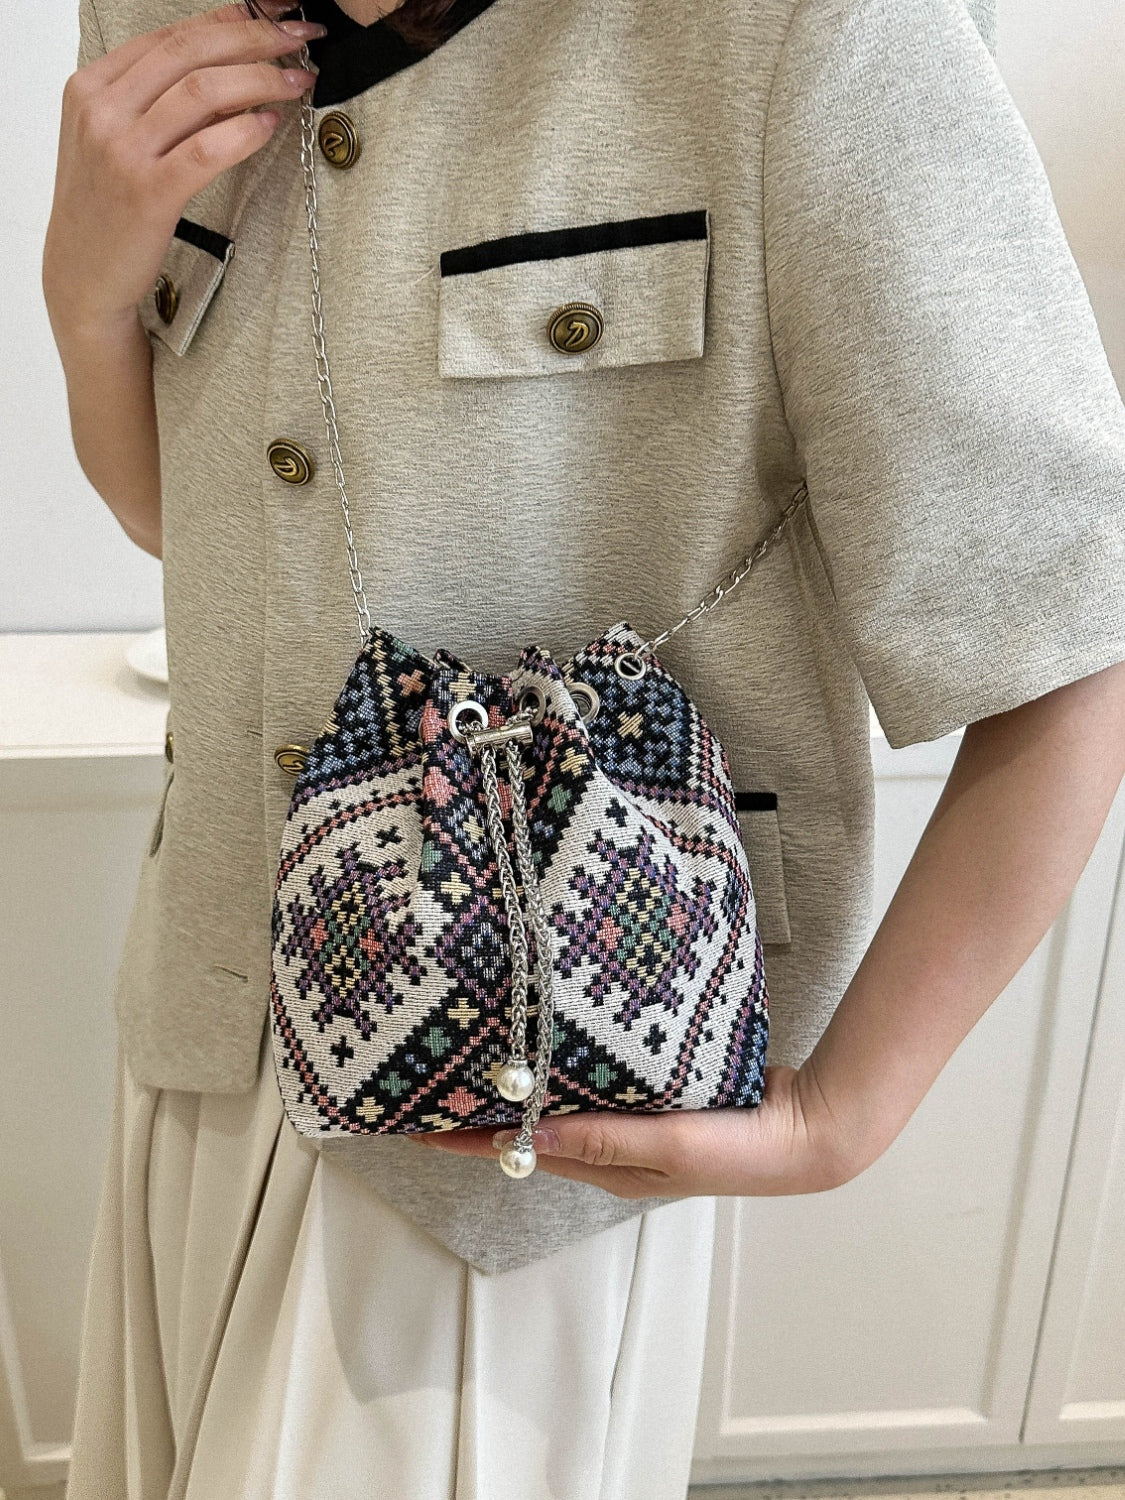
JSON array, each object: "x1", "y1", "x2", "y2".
[
  {"x1": 496, "y1": 1059, "x2": 536, "y2": 1102},
  {"x1": 499, "y1": 1140, "x2": 537, "y2": 1178}
]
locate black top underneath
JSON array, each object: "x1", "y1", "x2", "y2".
[{"x1": 302, "y1": 0, "x2": 505, "y2": 106}]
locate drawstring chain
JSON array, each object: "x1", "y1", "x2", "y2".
[{"x1": 463, "y1": 710, "x2": 557, "y2": 1179}]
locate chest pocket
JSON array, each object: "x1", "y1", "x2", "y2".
[
  {"x1": 437, "y1": 208, "x2": 710, "y2": 379},
  {"x1": 139, "y1": 217, "x2": 235, "y2": 357}
]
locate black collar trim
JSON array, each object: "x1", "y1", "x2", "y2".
[{"x1": 302, "y1": 0, "x2": 504, "y2": 107}]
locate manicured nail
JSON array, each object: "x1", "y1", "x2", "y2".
[
  {"x1": 493, "y1": 1126, "x2": 561, "y2": 1155},
  {"x1": 281, "y1": 67, "x2": 317, "y2": 86},
  {"x1": 279, "y1": 19, "x2": 328, "y2": 36}
]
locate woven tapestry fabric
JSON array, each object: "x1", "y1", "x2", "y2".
[
  {"x1": 78, "y1": 0, "x2": 1125, "y2": 1269},
  {"x1": 270, "y1": 621, "x2": 769, "y2": 1138}
]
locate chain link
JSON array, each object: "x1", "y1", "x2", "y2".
[
  {"x1": 504, "y1": 735, "x2": 557, "y2": 1136},
  {"x1": 473, "y1": 733, "x2": 532, "y2": 1061},
  {"x1": 298, "y1": 56, "x2": 372, "y2": 643},
  {"x1": 638, "y1": 480, "x2": 808, "y2": 657},
  {"x1": 296, "y1": 61, "x2": 807, "y2": 657},
  {"x1": 467, "y1": 716, "x2": 557, "y2": 1149}
]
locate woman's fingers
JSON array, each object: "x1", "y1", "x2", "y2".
[
  {"x1": 405, "y1": 1069, "x2": 831, "y2": 1199},
  {"x1": 110, "y1": 9, "x2": 324, "y2": 117},
  {"x1": 163, "y1": 107, "x2": 285, "y2": 204},
  {"x1": 45, "y1": 1, "x2": 319, "y2": 336},
  {"x1": 79, "y1": 3, "x2": 300, "y2": 90},
  {"x1": 144, "y1": 61, "x2": 315, "y2": 156}
]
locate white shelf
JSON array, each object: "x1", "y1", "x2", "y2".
[
  {"x1": 0, "y1": 629, "x2": 930, "y2": 765},
  {"x1": 0, "y1": 632, "x2": 168, "y2": 760}
]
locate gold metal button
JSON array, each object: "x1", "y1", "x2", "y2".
[
  {"x1": 153, "y1": 274, "x2": 178, "y2": 325},
  {"x1": 164, "y1": 729, "x2": 174, "y2": 764},
  {"x1": 267, "y1": 440, "x2": 314, "y2": 485},
  {"x1": 274, "y1": 744, "x2": 309, "y2": 775},
  {"x1": 546, "y1": 301, "x2": 603, "y2": 354},
  {"x1": 318, "y1": 111, "x2": 361, "y2": 169}
]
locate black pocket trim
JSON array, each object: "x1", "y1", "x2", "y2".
[
  {"x1": 174, "y1": 217, "x2": 233, "y2": 262},
  {"x1": 734, "y1": 791, "x2": 779, "y2": 811},
  {"x1": 439, "y1": 209, "x2": 708, "y2": 278}
]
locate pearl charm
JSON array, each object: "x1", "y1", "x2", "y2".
[
  {"x1": 499, "y1": 1139, "x2": 537, "y2": 1178},
  {"x1": 496, "y1": 1059, "x2": 536, "y2": 1102}
]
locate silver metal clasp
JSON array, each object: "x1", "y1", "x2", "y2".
[
  {"x1": 465, "y1": 719, "x2": 534, "y2": 750},
  {"x1": 448, "y1": 699, "x2": 537, "y2": 749}
]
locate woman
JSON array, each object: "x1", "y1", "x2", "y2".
[{"x1": 45, "y1": 0, "x2": 1125, "y2": 1496}]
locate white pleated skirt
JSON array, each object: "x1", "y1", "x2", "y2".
[{"x1": 66, "y1": 1030, "x2": 719, "y2": 1500}]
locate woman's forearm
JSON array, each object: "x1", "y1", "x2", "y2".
[
  {"x1": 42, "y1": 3, "x2": 325, "y2": 562},
  {"x1": 807, "y1": 658, "x2": 1125, "y2": 1176},
  {"x1": 51, "y1": 308, "x2": 163, "y2": 558}
]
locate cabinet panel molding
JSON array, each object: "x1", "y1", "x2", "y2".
[{"x1": 692, "y1": 745, "x2": 1125, "y2": 1481}]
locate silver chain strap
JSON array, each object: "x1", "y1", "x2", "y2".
[
  {"x1": 294, "y1": 66, "x2": 808, "y2": 660},
  {"x1": 637, "y1": 480, "x2": 808, "y2": 657},
  {"x1": 470, "y1": 723, "x2": 558, "y2": 1165},
  {"x1": 503, "y1": 732, "x2": 558, "y2": 1135},
  {"x1": 293, "y1": 51, "x2": 805, "y2": 1172},
  {"x1": 298, "y1": 52, "x2": 372, "y2": 642},
  {"x1": 474, "y1": 727, "x2": 534, "y2": 1063}
]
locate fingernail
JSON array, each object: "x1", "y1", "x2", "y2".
[
  {"x1": 281, "y1": 67, "x2": 317, "y2": 86},
  {"x1": 492, "y1": 1126, "x2": 561, "y2": 1155},
  {"x1": 279, "y1": 19, "x2": 328, "y2": 36}
]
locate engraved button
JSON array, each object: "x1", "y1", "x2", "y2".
[
  {"x1": 153, "y1": 274, "x2": 178, "y2": 325},
  {"x1": 274, "y1": 744, "x2": 309, "y2": 775},
  {"x1": 267, "y1": 440, "x2": 314, "y2": 485},
  {"x1": 164, "y1": 729, "x2": 174, "y2": 764},
  {"x1": 318, "y1": 111, "x2": 361, "y2": 169},
  {"x1": 546, "y1": 301, "x2": 603, "y2": 353}
]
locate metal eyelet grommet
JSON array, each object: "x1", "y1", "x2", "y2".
[
  {"x1": 448, "y1": 699, "x2": 489, "y2": 741},
  {"x1": 517, "y1": 682, "x2": 547, "y2": 724},
  {"x1": 614, "y1": 651, "x2": 647, "y2": 681},
  {"x1": 566, "y1": 680, "x2": 601, "y2": 723}
]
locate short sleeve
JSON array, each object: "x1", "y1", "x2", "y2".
[
  {"x1": 77, "y1": 0, "x2": 108, "y2": 68},
  {"x1": 763, "y1": 0, "x2": 1125, "y2": 748}
]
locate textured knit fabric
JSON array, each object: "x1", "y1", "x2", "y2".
[
  {"x1": 65, "y1": 1030, "x2": 717, "y2": 1500},
  {"x1": 79, "y1": 0, "x2": 1125, "y2": 1271}
]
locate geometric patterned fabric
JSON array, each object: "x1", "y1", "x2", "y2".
[{"x1": 269, "y1": 619, "x2": 769, "y2": 1136}]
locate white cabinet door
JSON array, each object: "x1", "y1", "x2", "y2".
[
  {"x1": 691, "y1": 736, "x2": 1125, "y2": 1485},
  {"x1": 0, "y1": 757, "x2": 162, "y2": 1495},
  {"x1": 1022, "y1": 827, "x2": 1125, "y2": 1446}
]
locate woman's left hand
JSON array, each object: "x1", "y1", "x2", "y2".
[{"x1": 408, "y1": 1063, "x2": 877, "y2": 1200}]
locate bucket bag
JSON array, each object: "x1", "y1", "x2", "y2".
[{"x1": 269, "y1": 72, "x2": 808, "y2": 1178}]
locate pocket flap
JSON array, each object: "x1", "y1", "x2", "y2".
[
  {"x1": 437, "y1": 208, "x2": 710, "y2": 378},
  {"x1": 139, "y1": 217, "x2": 234, "y2": 356},
  {"x1": 735, "y1": 795, "x2": 792, "y2": 946}
]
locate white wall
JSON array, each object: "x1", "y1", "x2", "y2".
[
  {"x1": 999, "y1": 0, "x2": 1125, "y2": 375},
  {"x1": 1, "y1": 0, "x2": 1122, "y2": 631},
  {"x1": 2, "y1": 1, "x2": 164, "y2": 633}
]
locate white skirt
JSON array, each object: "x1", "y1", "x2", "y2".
[{"x1": 66, "y1": 1030, "x2": 719, "y2": 1500}]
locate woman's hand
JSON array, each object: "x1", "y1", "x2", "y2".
[
  {"x1": 408, "y1": 1062, "x2": 875, "y2": 1200},
  {"x1": 43, "y1": 0, "x2": 324, "y2": 341}
]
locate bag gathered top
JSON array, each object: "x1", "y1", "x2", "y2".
[{"x1": 268, "y1": 69, "x2": 809, "y2": 1179}]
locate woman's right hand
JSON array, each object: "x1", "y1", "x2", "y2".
[{"x1": 43, "y1": 0, "x2": 325, "y2": 341}]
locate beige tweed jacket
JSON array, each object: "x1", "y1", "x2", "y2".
[{"x1": 78, "y1": 0, "x2": 1125, "y2": 1271}]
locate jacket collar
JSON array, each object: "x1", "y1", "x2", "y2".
[{"x1": 303, "y1": 0, "x2": 505, "y2": 107}]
